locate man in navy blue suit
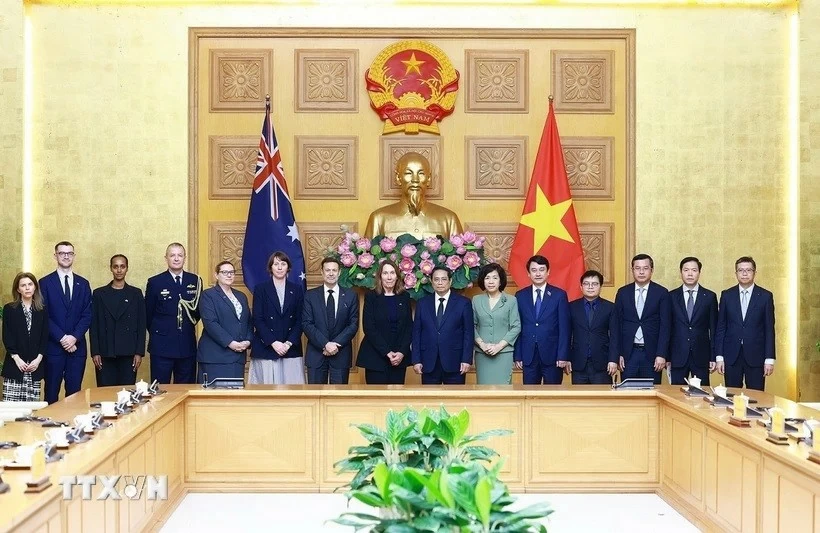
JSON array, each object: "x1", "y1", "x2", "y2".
[
  {"x1": 613, "y1": 253, "x2": 670, "y2": 384},
  {"x1": 145, "y1": 243, "x2": 202, "y2": 384},
  {"x1": 302, "y1": 257, "x2": 359, "y2": 384},
  {"x1": 568, "y1": 270, "x2": 616, "y2": 385},
  {"x1": 714, "y1": 256, "x2": 775, "y2": 391},
  {"x1": 513, "y1": 255, "x2": 570, "y2": 385},
  {"x1": 667, "y1": 257, "x2": 718, "y2": 386},
  {"x1": 39, "y1": 241, "x2": 92, "y2": 404},
  {"x1": 412, "y1": 267, "x2": 473, "y2": 385}
]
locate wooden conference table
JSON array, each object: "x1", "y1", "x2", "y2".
[{"x1": 1, "y1": 385, "x2": 819, "y2": 532}]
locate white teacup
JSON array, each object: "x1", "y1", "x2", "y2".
[
  {"x1": 46, "y1": 427, "x2": 69, "y2": 445},
  {"x1": 14, "y1": 445, "x2": 35, "y2": 465},
  {"x1": 688, "y1": 376, "x2": 701, "y2": 389},
  {"x1": 117, "y1": 388, "x2": 132, "y2": 404},
  {"x1": 100, "y1": 401, "x2": 117, "y2": 417},
  {"x1": 713, "y1": 385, "x2": 728, "y2": 398},
  {"x1": 74, "y1": 414, "x2": 93, "y2": 432},
  {"x1": 135, "y1": 380, "x2": 148, "y2": 394}
]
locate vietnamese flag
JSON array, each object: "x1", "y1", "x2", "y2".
[{"x1": 509, "y1": 98, "x2": 585, "y2": 300}]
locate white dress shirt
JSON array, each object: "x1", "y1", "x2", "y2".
[
  {"x1": 683, "y1": 284, "x2": 699, "y2": 308},
  {"x1": 531, "y1": 284, "x2": 547, "y2": 305},
  {"x1": 57, "y1": 269, "x2": 74, "y2": 298},
  {"x1": 323, "y1": 284, "x2": 340, "y2": 317},
  {"x1": 634, "y1": 283, "x2": 649, "y2": 343},
  {"x1": 434, "y1": 290, "x2": 451, "y2": 314}
]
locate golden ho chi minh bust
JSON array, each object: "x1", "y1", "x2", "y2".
[{"x1": 364, "y1": 152, "x2": 464, "y2": 239}]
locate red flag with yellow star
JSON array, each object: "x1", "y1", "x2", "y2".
[{"x1": 509, "y1": 99, "x2": 585, "y2": 299}]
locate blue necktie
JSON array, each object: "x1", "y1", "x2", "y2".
[
  {"x1": 436, "y1": 297, "x2": 445, "y2": 327},
  {"x1": 535, "y1": 288, "x2": 542, "y2": 317}
]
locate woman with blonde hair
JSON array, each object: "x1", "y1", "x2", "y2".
[{"x1": 2, "y1": 273, "x2": 49, "y2": 401}]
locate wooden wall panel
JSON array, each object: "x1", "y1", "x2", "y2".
[
  {"x1": 761, "y1": 457, "x2": 820, "y2": 533},
  {"x1": 526, "y1": 399, "x2": 658, "y2": 488},
  {"x1": 704, "y1": 428, "x2": 760, "y2": 533},
  {"x1": 661, "y1": 406, "x2": 704, "y2": 512},
  {"x1": 186, "y1": 399, "x2": 318, "y2": 487}
]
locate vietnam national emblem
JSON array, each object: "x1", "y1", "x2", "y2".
[{"x1": 365, "y1": 40, "x2": 460, "y2": 135}]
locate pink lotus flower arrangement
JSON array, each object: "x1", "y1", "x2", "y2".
[{"x1": 328, "y1": 229, "x2": 488, "y2": 300}]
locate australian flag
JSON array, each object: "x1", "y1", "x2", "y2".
[{"x1": 242, "y1": 99, "x2": 306, "y2": 291}]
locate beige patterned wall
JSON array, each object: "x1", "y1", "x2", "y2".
[
  {"x1": 28, "y1": 6, "x2": 189, "y2": 291},
  {"x1": 20, "y1": 4, "x2": 798, "y2": 397},
  {"x1": 633, "y1": 9, "x2": 793, "y2": 398},
  {"x1": 192, "y1": 30, "x2": 631, "y2": 310},
  {"x1": 0, "y1": 0, "x2": 23, "y2": 300},
  {"x1": 800, "y1": 4, "x2": 820, "y2": 401}
]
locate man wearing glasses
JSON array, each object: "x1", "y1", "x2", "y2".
[
  {"x1": 145, "y1": 243, "x2": 202, "y2": 384},
  {"x1": 568, "y1": 270, "x2": 617, "y2": 385},
  {"x1": 40, "y1": 241, "x2": 92, "y2": 403},
  {"x1": 613, "y1": 253, "x2": 671, "y2": 384},
  {"x1": 714, "y1": 256, "x2": 775, "y2": 391}
]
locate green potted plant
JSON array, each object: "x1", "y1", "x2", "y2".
[
  {"x1": 332, "y1": 461, "x2": 551, "y2": 532},
  {"x1": 334, "y1": 406, "x2": 510, "y2": 490},
  {"x1": 332, "y1": 407, "x2": 552, "y2": 532}
]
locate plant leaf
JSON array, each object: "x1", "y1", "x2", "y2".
[
  {"x1": 461, "y1": 428, "x2": 513, "y2": 443},
  {"x1": 451, "y1": 409, "x2": 470, "y2": 443},
  {"x1": 350, "y1": 490, "x2": 386, "y2": 508},
  {"x1": 373, "y1": 462, "x2": 391, "y2": 502},
  {"x1": 410, "y1": 515, "x2": 444, "y2": 531},
  {"x1": 438, "y1": 470, "x2": 455, "y2": 508},
  {"x1": 436, "y1": 420, "x2": 455, "y2": 446},
  {"x1": 475, "y1": 476, "x2": 492, "y2": 527}
]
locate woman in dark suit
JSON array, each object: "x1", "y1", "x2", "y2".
[
  {"x1": 197, "y1": 261, "x2": 253, "y2": 382},
  {"x1": 2, "y1": 272, "x2": 49, "y2": 401},
  {"x1": 250, "y1": 251, "x2": 305, "y2": 384},
  {"x1": 90, "y1": 254, "x2": 146, "y2": 387},
  {"x1": 357, "y1": 259, "x2": 412, "y2": 384}
]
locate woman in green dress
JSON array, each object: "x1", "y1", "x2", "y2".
[{"x1": 472, "y1": 263, "x2": 521, "y2": 385}]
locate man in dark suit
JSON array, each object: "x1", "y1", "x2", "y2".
[
  {"x1": 668, "y1": 257, "x2": 718, "y2": 386},
  {"x1": 411, "y1": 267, "x2": 473, "y2": 385},
  {"x1": 568, "y1": 270, "x2": 616, "y2": 385},
  {"x1": 39, "y1": 241, "x2": 93, "y2": 404},
  {"x1": 513, "y1": 255, "x2": 570, "y2": 385},
  {"x1": 145, "y1": 243, "x2": 202, "y2": 384},
  {"x1": 302, "y1": 257, "x2": 359, "y2": 384},
  {"x1": 715, "y1": 256, "x2": 775, "y2": 391},
  {"x1": 613, "y1": 253, "x2": 670, "y2": 384}
]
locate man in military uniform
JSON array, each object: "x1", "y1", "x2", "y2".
[{"x1": 145, "y1": 243, "x2": 202, "y2": 384}]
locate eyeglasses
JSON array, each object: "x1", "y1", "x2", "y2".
[
  {"x1": 218, "y1": 271, "x2": 236, "y2": 276},
  {"x1": 736, "y1": 268, "x2": 755, "y2": 274},
  {"x1": 56, "y1": 252, "x2": 75, "y2": 257},
  {"x1": 582, "y1": 282, "x2": 600, "y2": 287}
]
